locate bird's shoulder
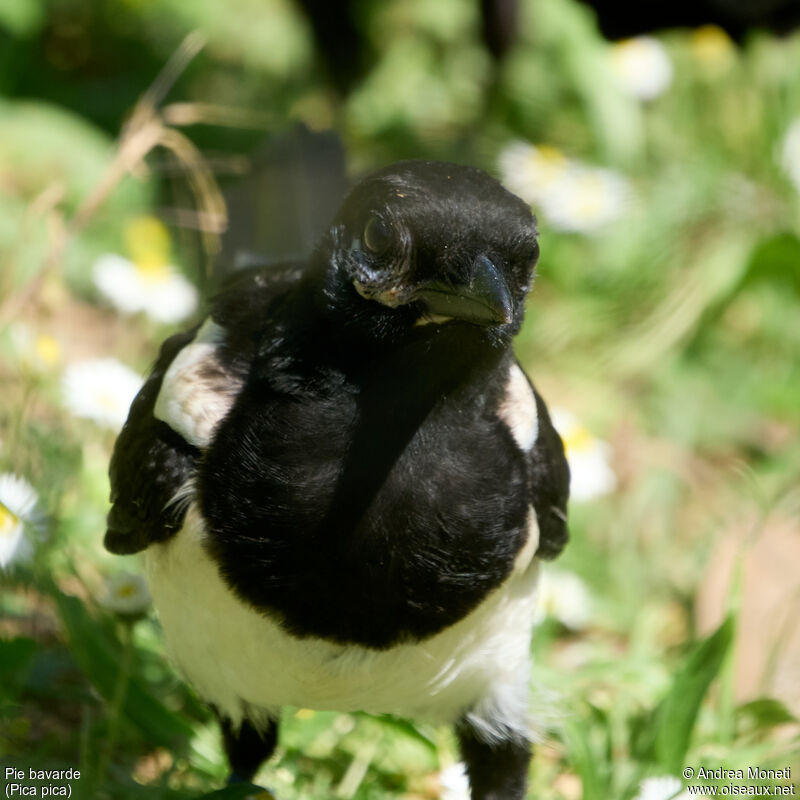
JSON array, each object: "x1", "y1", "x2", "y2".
[
  {"x1": 105, "y1": 327, "x2": 202, "y2": 554},
  {"x1": 105, "y1": 262, "x2": 307, "y2": 555},
  {"x1": 210, "y1": 260, "x2": 307, "y2": 341},
  {"x1": 498, "y1": 360, "x2": 570, "y2": 561}
]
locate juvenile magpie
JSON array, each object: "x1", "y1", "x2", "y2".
[{"x1": 105, "y1": 160, "x2": 570, "y2": 799}]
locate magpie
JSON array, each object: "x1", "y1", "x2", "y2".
[{"x1": 105, "y1": 160, "x2": 570, "y2": 799}]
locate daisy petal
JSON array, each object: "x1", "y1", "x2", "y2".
[
  {"x1": 102, "y1": 571, "x2": 151, "y2": 617},
  {"x1": 536, "y1": 568, "x2": 593, "y2": 630},
  {"x1": 634, "y1": 775, "x2": 686, "y2": 800},
  {"x1": 551, "y1": 408, "x2": 617, "y2": 502},
  {"x1": 62, "y1": 358, "x2": 142, "y2": 430},
  {"x1": 610, "y1": 37, "x2": 673, "y2": 101},
  {"x1": 0, "y1": 473, "x2": 43, "y2": 570}
]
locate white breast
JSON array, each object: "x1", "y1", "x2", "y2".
[{"x1": 145, "y1": 504, "x2": 541, "y2": 741}]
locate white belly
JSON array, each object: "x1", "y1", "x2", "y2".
[{"x1": 145, "y1": 504, "x2": 541, "y2": 739}]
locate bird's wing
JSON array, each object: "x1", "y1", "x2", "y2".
[
  {"x1": 105, "y1": 264, "x2": 302, "y2": 555},
  {"x1": 104, "y1": 328, "x2": 203, "y2": 555},
  {"x1": 498, "y1": 361, "x2": 570, "y2": 561},
  {"x1": 527, "y1": 383, "x2": 570, "y2": 559}
]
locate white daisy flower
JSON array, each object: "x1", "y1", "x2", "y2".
[
  {"x1": 439, "y1": 762, "x2": 471, "y2": 800},
  {"x1": 535, "y1": 568, "x2": 593, "y2": 630},
  {"x1": 542, "y1": 166, "x2": 630, "y2": 234},
  {"x1": 0, "y1": 473, "x2": 43, "y2": 569},
  {"x1": 62, "y1": 358, "x2": 142, "y2": 430},
  {"x1": 8, "y1": 326, "x2": 62, "y2": 372},
  {"x1": 102, "y1": 571, "x2": 151, "y2": 617},
  {"x1": 498, "y1": 141, "x2": 572, "y2": 207},
  {"x1": 634, "y1": 775, "x2": 688, "y2": 800},
  {"x1": 93, "y1": 255, "x2": 198, "y2": 324},
  {"x1": 610, "y1": 37, "x2": 673, "y2": 101},
  {"x1": 551, "y1": 408, "x2": 617, "y2": 501},
  {"x1": 780, "y1": 118, "x2": 800, "y2": 193},
  {"x1": 498, "y1": 142, "x2": 630, "y2": 234},
  {"x1": 93, "y1": 217, "x2": 198, "y2": 324}
]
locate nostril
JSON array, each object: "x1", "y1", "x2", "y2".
[{"x1": 470, "y1": 254, "x2": 496, "y2": 286}]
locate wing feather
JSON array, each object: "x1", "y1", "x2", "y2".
[
  {"x1": 105, "y1": 263, "x2": 304, "y2": 555},
  {"x1": 527, "y1": 384, "x2": 570, "y2": 560},
  {"x1": 105, "y1": 329, "x2": 200, "y2": 555}
]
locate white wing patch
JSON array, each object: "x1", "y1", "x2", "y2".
[
  {"x1": 153, "y1": 318, "x2": 243, "y2": 448},
  {"x1": 513, "y1": 507, "x2": 540, "y2": 574},
  {"x1": 498, "y1": 364, "x2": 539, "y2": 452}
]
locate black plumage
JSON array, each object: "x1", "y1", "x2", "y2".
[
  {"x1": 105, "y1": 328, "x2": 199, "y2": 555},
  {"x1": 106, "y1": 160, "x2": 569, "y2": 798}
]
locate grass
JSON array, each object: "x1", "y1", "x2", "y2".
[{"x1": 2, "y1": 0, "x2": 800, "y2": 797}]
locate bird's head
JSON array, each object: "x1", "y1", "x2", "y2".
[{"x1": 319, "y1": 160, "x2": 539, "y2": 348}]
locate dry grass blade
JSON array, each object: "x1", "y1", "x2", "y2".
[
  {"x1": 0, "y1": 183, "x2": 65, "y2": 303},
  {"x1": 0, "y1": 31, "x2": 232, "y2": 324},
  {"x1": 162, "y1": 102, "x2": 274, "y2": 130},
  {"x1": 335, "y1": 736, "x2": 380, "y2": 799},
  {"x1": 0, "y1": 116, "x2": 164, "y2": 327},
  {"x1": 156, "y1": 208, "x2": 227, "y2": 233},
  {"x1": 158, "y1": 126, "x2": 227, "y2": 269},
  {"x1": 149, "y1": 153, "x2": 250, "y2": 177},
  {"x1": 131, "y1": 31, "x2": 207, "y2": 129},
  {"x1": 71, "y1": 119, "x2": 163, "y2": 233}
]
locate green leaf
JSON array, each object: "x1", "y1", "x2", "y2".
[
  {"x1": 0, "y1": 636, "x2": 38, "y2": 706},
  {"x1": 743, "y1": 232, "x2": 800, "y2": 295},
  {"x1": 370, "y1": 714, "x2": 438, "y2": 754},
  {"x1": 629, "y1": 707, "x2": 658, "y2": 764},
  {"x1": 736, "y1": 698, "x2": 797, "y2": 731},
  {"x1": 53, "y1": 591, "x2": 194, "y2": 748},
  {"x1": 0, "y1": 0, "x2": 45, "y2": 37},
  {"x1": 0, "y1": 636, "x2": 37, "y2": 683},
  {"x1": 562, "y1": 706, "x2": 613, "y2": 800},
  {"x1": 654, "y1": 617, "x2": 734, "y2": 773}
]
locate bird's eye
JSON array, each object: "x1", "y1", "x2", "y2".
[
  {"x1": 526, "y1": 242, "x2": 540, "y2": 273},
  {"x1": 363, "y1": 217, "x2": 393, "y2": 255}
]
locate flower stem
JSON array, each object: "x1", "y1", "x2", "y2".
[{"x1": 93, "y1": 620, "x2": 135, "y2": 794}]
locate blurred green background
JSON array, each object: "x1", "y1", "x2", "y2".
[{"x1": 1, "y1": 0, "x2": 799, "y2": 798}]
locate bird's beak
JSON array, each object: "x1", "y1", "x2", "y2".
[{"x1": 414, "y1": 255, "x2": 514, "y2": 326}]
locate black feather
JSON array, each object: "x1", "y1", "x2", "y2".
[
  {"x1": 105, "y1": 329, "x2": 200, "y2": 555},
  {"x1": 528, "y1": 385, "x2": 570, "y2": 560}
]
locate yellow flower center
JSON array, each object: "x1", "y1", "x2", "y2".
[
  {"x1": 35, "y1": 334, "x2": 61, "y2": 367},
  {"x1": 125, "y1": 216, "x2": 173, "y2": 285},
  {"x1": 116, "y1": 583, "x2": 138, "y2": 599},
  {"x1": 690, "y1": 25, "x2": 735, "y2": 68},
  {"x1": 134, "y1": 260, "x2": 171, "y2": 285},
  {"x1": 0, "y1": 502, "x2": 20, "y2": 538},
  {"x1": 529, "y1": 145, "x2": 570, "y2": 188},
  {"x1": 611, "y1": 38, "x2": 641, "y2": 69},
  {"x1": 535, "y1": 145, "x2": 567, "y2": 165},
  {"x1": 563, "y1": 426, "x2": 594, "y2": 453}
]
